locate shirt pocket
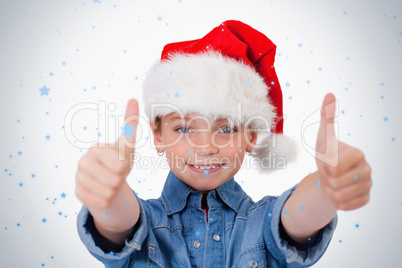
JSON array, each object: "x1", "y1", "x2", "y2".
[
  {"x1": 237, "y1": 243, "x2": 268, "y2": 268},
  {"x1": 147, "y1": 243, "x2": 165, "y2": 268}
]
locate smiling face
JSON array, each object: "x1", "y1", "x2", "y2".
[{"x1": 152, "y1": 113, "x2": 258, "y2": 194}]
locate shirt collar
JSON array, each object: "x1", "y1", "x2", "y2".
[{"x1": 161, "y1": 170, "x2": 247, "y2": 216}]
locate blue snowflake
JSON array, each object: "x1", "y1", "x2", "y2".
[
  {"x1": 39, "y1": 86, "x2": 50, "y2": 96},
  {"x1": 120, "y1": 123, "x2": 135, "y2": 137}
]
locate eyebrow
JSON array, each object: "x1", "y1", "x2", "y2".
[
  {"x1": 168, "y1": 116, "x2": 229, "y2": 122},
  {"x1": 168, "y1": 115, "x2": 191, "y2": 122}
]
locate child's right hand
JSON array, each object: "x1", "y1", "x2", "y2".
[{"x1": 75, "y1": 99, "x2": 139, "y2": 210}]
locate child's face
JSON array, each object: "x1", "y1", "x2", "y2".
[{"x1": 152, "y1": 113, "x2": 258, "y2": 194}]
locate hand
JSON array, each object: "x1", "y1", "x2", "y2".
[
  {"x1": 75, "y1": 99, "x2": 139, "y2": 210},
  {"x1": 315, "y1": 93, "x2": 372, "y2": 211}
]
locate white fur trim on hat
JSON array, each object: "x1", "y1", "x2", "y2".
[
  {"x1": 142, "y1": 51, "x2": 299, "y2": 172},
  {"x1": 142, "y1": 51, "x2": 277, "y2": 131}
]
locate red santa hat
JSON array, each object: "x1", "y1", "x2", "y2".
[{"x1": 143, "y1": 20, "x2": 299, "y2": 173}]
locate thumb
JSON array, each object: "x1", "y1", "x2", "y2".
[
  {"x1": 315, "y1": 93, "x2": 338, "y2": 169},
  {"x1": 117, "y1": 99, "x2": 139, "y2": 161}
]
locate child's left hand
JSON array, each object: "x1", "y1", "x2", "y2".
[{"x1": 315, "y1": 93, "x2": 372, "y2": 211}]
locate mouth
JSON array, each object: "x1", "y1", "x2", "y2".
[{"x1": 187, "y1": 163, "x2": 226, "y2": 174}]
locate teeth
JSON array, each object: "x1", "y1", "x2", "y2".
[{"x1": 193, "y1": 165, "x2": 217, "y2": 169}]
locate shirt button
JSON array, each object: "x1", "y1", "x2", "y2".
[
  {"x1": 249, "y1": 260, "x2": 258, "y2": 268},
  {"x1": 193, "y1": 241, "x2": 201, "y2": 249},
  {"x1": 213, "y1": 234, "x2": 220, "y2": 242}
]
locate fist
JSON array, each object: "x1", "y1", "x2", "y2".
[
  {"x1": 315, "y1": 93, "x2": 372, "y2": 211},
  {"x1": 75, "y1": 99, "x2": 139, "y2": 210}
]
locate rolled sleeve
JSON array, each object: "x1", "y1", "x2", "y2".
[
  {"x1": 76, "y1": 197, "x2": 149, "y2": 268},
  {"x1": 269, "y1": 184, "x2": 338, "y2": 267}
]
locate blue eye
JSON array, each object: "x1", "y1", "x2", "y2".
[
  {"x1": 219, "y1": 126, "x2": 236, "y2": 133},
  {"x1": 177, "y1": 127, "x2": 193, "y2": 133}
]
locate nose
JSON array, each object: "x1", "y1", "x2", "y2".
[{"x1": 190, "y1": 131, "x2": 219, "y2": 155}]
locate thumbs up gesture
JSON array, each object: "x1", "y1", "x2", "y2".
[
  {"x1": 75, "y1": 99, "x2": 139, "y2": 210},
  {"x1": 315, "y1": 93, "x2": 372, "y2": 211}
]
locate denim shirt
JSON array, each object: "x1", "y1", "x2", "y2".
[{"x1": 77, "y1": 171, "x2": 337, "y2": 268}]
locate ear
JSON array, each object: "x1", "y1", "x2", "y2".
[
  {"x1": 150, "y1": 122, "x2": 164, "y2": 152},
  {"x1": 246, "y1": 128, "x2": 258, "y2": 153}
]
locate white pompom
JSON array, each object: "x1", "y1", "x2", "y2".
[{"x1": 251, "y1": 133, "x2": 300, "y2": 173}]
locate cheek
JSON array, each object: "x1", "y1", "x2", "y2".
[
  {"x1": 161, "y1": 132, "x2": 189, "y2": 151},
  {"x1": 224, "y1": 147, "x2": 244, "y2": 162},
  {"x1": 164, "y1": 138, "x2": 190, "y2": 165},
  {"x1": 165, "y1": 136, "x2": 189, "y2": 151},
  {"x1": 162, "y1": 132, "x2": 180, "y2": 145}
]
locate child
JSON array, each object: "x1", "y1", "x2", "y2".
[{"x1": 76, "y1": 20, "x2": 372, "y2": 267}]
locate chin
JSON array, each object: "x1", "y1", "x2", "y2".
[{"x1": 190, "y1": 179, "x2": 223, "y2": 192}]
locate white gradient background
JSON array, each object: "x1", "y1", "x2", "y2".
[{"x1": 0, "y1": 0, "x2": 401, "y2": 267}]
